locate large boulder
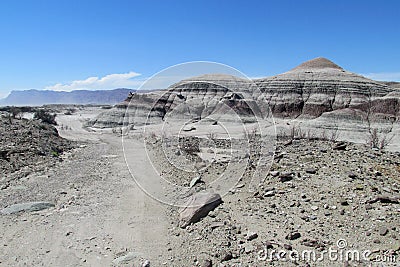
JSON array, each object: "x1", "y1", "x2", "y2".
[{"x1": 179, "y1": 192, "x2": 222, "y2": 228}]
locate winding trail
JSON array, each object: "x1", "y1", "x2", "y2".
[{"x1": 0, "y1": 112, "x2": 169, "y2": 266}]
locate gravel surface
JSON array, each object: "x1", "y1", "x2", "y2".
[{"x1": 1, "y1": 109, "x2": 399, "y2": 266}]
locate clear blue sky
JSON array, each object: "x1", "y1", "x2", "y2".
[{"x1": 0, "y1": 0, "x2": 399, "y2": 97}]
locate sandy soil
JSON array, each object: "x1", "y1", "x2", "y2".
[
  {"x1": 1, "y1": 107, "x2": 399, "y2": 267},
  {"x1": 0, "y1": 111, "x2": 169, "y2": 266}
]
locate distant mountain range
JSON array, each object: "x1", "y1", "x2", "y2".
[{"x1": 0, "y1": 88, "x2": 135, "y2": 106}]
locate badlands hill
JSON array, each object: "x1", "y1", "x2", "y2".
[
  {"x1": 255, "y1": 57, "x2": 395, "y2": 118},
  {"x1": 90, "y1": 57, "x2": 399, "y2": 129}
]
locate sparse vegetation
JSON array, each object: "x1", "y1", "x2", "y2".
[
  {"x1": 6, "y1": 113, "x2": 13, "y2": 124},
  {"x1": 10, "y1": 106, "x2": 22, "y2": 119},
  {"x1": 112, "y1": 127, "x2": 123, "y2": 135},
  {"x1": 34, "y1": 109, "x2": 57, "y2": 125},
  {"x1": 243, "y1": 126, "x2": 259, "y2": 141},
  {"x1": 60, "y1": 124, "x2": 72, "y2": 130},
  {"x1": 364, "y1": 100, "x2": 395, "y2": 150},
  {"x1": 366, "y1": 127, "x2": 394, "y2": 150},
  {"x1": 0, "y1": 106, "x2": 28, "y2": 124},
  {"x1": 64, "y1": 108, "x2": 76, "y2": 115},
  {"x1": 207, "y1": 131, "x2": 217, "y2": 140},
  {"x1": 0, "y1": 115, "x2": 73, "y2": 178},
  {"x1": 278, "y1": 124, "x2": 340, "y2": 142},
  {"x1": 178, "y1": 136, "x2": 200, "y2": 156}
]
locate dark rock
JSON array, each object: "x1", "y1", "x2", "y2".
[
  {"x1": 368, "y1": 195, "x2": 399, "y2": 204},
  {"x1": 301, "y1": 239, "x2": 316, "y2": 247},
  {"x1": 339, "y1": 199, "x2": 349, "y2": 206},
  {"x1": 182, "y1": 126, "x2": 196, "y2": 132},
  {"x1": 379, "y1": 227, "x2": 389, "y2": 236},
  {"x1": 284, "y1": 139, "x2": 293, "y2": 146},
  {"x1": 279, "y1": 172, "x2": 294, "y2": 182},
  {"x1": 354, "y1": 184, "x2": 364, "y2": 190},
  {"x1": 264, "y1": 190, "x2": 275, "y2": 197},
  {"x1": 285, "y1": 232, "x2": 301, "y2": 240},
  {"x1": 220, "y1": 250, "x2": 233, "y2": 262},
  {"x1": 199, "y1": 259, "x2": 212, "y2": 267},
  {"x1": 244, "y1": 243, "x2": 254, "y2": 254},
  {"x1": 264, "y1": 241, "x2": 274, "y2": 249},
  {"x1": 270, "y1": 171, "x2": 280, "y2": 177},
  {"x1": 282, "y1": 244, "x2": 292, "y2": 251},
  {"x1": 348, "y1": 172, "x2": 358, "y2": 179},
  {"x1": 142, "y1": 259, "x2": 150, "y2": 267},
  {"x1": 365, "y1": 204, "x2": 372, "y2": 210},
  {"x1": 333, "y1": 142, "x2": 347, "y2": 151},
  {"x1": 246, "y1": 232, "x2": 258, "y2": 241},
  {"x1": 305, "y1": 168, "x2": 317, "y2": 174}
]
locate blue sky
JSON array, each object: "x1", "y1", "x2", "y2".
[{"x1": 0, "y1": 0, "x2": 399, "y2": 98}]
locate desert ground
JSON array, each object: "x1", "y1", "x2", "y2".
[{"x1": 0, "y1": 106, "x2": 399, "y2": 267}]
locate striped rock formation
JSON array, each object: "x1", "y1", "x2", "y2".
[
  {"x1": 90, "y1": 58, "x2": 399, "y2": 128},
  {"x1": 255, "y1": 57, "x2": 394, "y2": 118}
]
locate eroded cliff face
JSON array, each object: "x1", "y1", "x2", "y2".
[
  {"x1": 255, "y1": 57, "x2": 393, "y2": 118},
  {"x1": 90, "y1": 74, "x2": 262, "y2": 128},
  {"x1": 90, "y1": 92, "x2": 164, "y2": 128},
  {"x1": 89, "y1": 58, "x2": 399, "y2": 128}
]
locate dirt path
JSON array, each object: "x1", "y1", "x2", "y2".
[{"x1": 0, "y1": 113, "x2": 170, "y2": 266}]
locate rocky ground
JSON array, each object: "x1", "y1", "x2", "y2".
[
  {"x1": 158, "y1": 138, "x2": 400, "y2": 266},
  {"x1": 0, "y1": 111, "x2": 169, "y2": 266},
  {"x1": 141, "y1": 133, "x2": 400, "y2": 266},
  {"x1": 0, "y1": 115, "x2": 74, "y2": 192},
  {"x1": 0, "y1": 108, "x2": 399, "y2": 267}
]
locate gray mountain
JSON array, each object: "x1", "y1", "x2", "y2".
[
  {"x1": 88, "y1": 58, "x2": 400, "y2": 129},
  {"x1": 255, "y1": 57, "x2": 394, "y2": 118},
  {"x1": 0, "y1": 88, "x2": 134, "y2": 106}
]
